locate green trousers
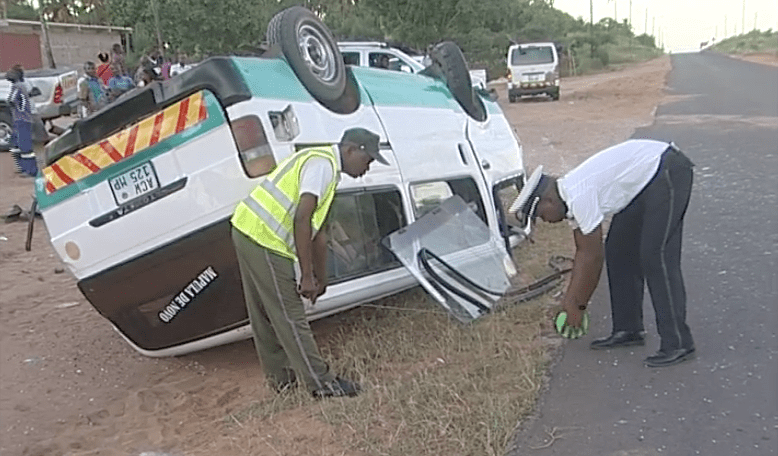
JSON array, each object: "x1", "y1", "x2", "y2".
[{"x1": 231, "y1": 228, "x2": 335, "y2": 392}]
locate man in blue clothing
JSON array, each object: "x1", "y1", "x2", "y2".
[
  {"x1": 5, "y1": 65, "x2": 37, "y2": 177},
  {"x1": 106, "y1": 62, "x2": 135, "y2": 102}
]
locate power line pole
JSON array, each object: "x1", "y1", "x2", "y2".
[
  {"x1": 652, "y1": 17, "x2": 655, "y2": 37},
  {"x1": 754, "y1": 12, "x2": 758, "y2": 31},
  {"x1": 724, "y1": 16, "x2": 727, "y2": 38},
  {"x1": 590, "y1": 0, "x2": 594, "y2": 58},
  {"x1": 644, "y1": 8, "x2": 648, "y2": 35},
  {"x1": 741, "y1": 0, "x2": 746, "y2": 35},
  {"x1": 39, "y1": 9, "x2": 57, "y2": 69}
]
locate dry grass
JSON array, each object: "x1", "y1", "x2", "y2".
[{"x1": 230, "y1": 221, "x2": 575, "y2": 456}]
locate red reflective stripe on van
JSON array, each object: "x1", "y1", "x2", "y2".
[
  {"x1": 99, "y1": 141, "x2": 123, "y2": 162},
  {"x1": 124, "y1": 125, "x2": 139, "y2": 157},
  {"x1": 72, "y1": 153, "x2": 101, "y2": 173},
  {"x1": 149, "y1": 112, "x2": 165, "y2": 145},
  {"x1": 175, "y1": 98, "x2": 190, "y2": 133},
  {"x1": 51, "y1": 163, "x2": 74, "y2": 185},
  {"x1": 199, "y1": 97, "x2": 207, "y2": 121},
  {"x1": 43, "y1": 91, "x2": 209, "y2": 195}
]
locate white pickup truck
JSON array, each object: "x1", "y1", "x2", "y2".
[{"x1": 0, "y1": 67, "x2": 79, "y2": 151}]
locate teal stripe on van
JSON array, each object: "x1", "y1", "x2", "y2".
[
  {"x1": 350, "y1": 67, "x2": 462, "y2": 109},
  {"x1": 232, "y1": 57, "x2": 315, "y2": 102},
  {"x1": 36, "y1": 91, "x2": 226, "y2": 210}
]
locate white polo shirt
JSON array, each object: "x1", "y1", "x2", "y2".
[
  {"x1": 557, "y1": 139, "x2": 670, "y2": 235},
  {"x1": 299, "y1": 145, "x2": 343, "y2": 199}
]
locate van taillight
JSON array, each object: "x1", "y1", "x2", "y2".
[
  {"x1": 506, "y1": 70, "x2": 512, "y2": 82},
  {"x1": 53, "y1": 84, "x2": 63, "y2": 104},
  {"x1": 231, "y1": 115, "x2": 275, "y2": 177}
]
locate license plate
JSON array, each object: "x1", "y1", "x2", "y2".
[
  {"x1": 110, "y1": 162, "x2": 160, "y2": 205},
  {"x1": 528, "y1": 74, "x2": 542, "y2": 82}
]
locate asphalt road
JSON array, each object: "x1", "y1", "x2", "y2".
[{"x1": 509, "y1": 52, "x2": 778, "y2": 456}]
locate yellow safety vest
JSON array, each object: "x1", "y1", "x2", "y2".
[{"x1": 231, "y1": 146, "x2": 339, "y2": 260}]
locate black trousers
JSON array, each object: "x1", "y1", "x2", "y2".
[{"x1": 605, "y1": 146, "x2": 695, "y2": 352}]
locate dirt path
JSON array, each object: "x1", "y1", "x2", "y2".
[{"x1": 0, "y1": 56, "x2": 670, "y2": 456}]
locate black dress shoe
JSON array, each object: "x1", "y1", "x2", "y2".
[
  {"x1": 644, "y1": 347, "x2": 696, "y2": 368},
  {"x1": 589, "y1": 331, "x2": 645, "y2": 350}
]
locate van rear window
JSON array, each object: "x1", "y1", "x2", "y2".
[{"x1": 511, "y1": 46, "x2": 554, "y2": 65}]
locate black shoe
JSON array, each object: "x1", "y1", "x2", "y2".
[
  {"x1": 644, "y1": 347, "x2": 696, "y2": 368},
  {"x1": 589, "y1": 331, "x2": 645, "y2": 350},
  {"x1": 312, "y1": 377, "x2": 361, "y2": 399}
]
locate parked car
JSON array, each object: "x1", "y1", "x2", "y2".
[
  {"x1": 0, "y1": 67, "x2": 79, "y2": 150},
  {"x1": 506, "y1": 42, "x2": 560, "y2": 102},
  {"x1": 36, "y1": 7, "x2": 528, "y2": 357},
  {"x1": 338, "y1": 41, "x2": 426, "y2": 74},
  {"x1": 339, "y1": 41, "x2": 488, "y2": 89}
]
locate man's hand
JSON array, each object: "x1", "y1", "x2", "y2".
[
  {"x1": 314, "y1": 279, "x2": 328, "y2": 302},
  {"x1": 554, "y1": 307, "x2": 590, "y2": 339},
  {"x1": 297, "y1": 274, "x2": 318, "y2": 303}
]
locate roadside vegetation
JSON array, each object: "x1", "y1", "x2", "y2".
[
  {"x1": 8, "y1": 0, "x2": 662, "y2": 79},
  {"x1": 229, "y1": 220, "x2": 575, "y2": 456},
  {"x1": 711, "y1": 29, "x2": 778, "y2": 55}
]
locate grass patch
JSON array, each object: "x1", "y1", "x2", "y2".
[
  {"x1": 712, "y1": 29, "x2": 778, "y2": 55},
  {"x1": 565, "y1": 36, "x2": 664, "y2": 77},
  {"x1": 231, "y1": 221, "x2": 575, "y2": 455}
]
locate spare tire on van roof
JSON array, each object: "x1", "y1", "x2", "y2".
[
  {"x1": 427, "y1": 42, "x2": 487, "y2": 122},
  {"x1": 267, "y1": 7, "x2": 347, "y2": 103}
]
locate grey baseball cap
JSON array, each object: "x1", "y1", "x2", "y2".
[{"x1": 340, "y1": 127, "x2": 389, "y2": 165}]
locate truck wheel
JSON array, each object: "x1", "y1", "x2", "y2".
[
  {"x1": 267, "y1": 7, "x2": 346, "y2": 103},
  {"x1": 0, "y1": 110, "x2": 13, "y2": 152},
  {"x1": 428, "y1": 42, "x2": 487, "y2": 122}
]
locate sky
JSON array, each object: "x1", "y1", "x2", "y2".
[{"x1": 553, "y1": 0, "x2": 778, "y2": 53}]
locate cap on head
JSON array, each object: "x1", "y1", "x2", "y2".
[
  {"x1": 340, "y1": 127, "x2": 388, "y2": 165},
  {"x1": 509, "y1": 166, "x2": 551, "y2": 226},
  {"x1": 5, "y1": 68, "x2": 21, "y2": 82}
]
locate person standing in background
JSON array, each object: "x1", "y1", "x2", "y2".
[
  {"x1": 110, "y1": 43, "x2": 127, "y2": 76},
  {"x1": 106, "y1": 62, "x2": 135, "y2": 102},
  {"x1": 5, "y1": 65, "x2": 38, "y2": 176},
  {"x1": 96, "y1": 52, "x2": 113, "y2": 85},
  {"x1": 78, "y1": 61, "x2": 106, "y2": 118}
]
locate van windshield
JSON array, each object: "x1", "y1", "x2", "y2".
[{"x1": 510, "y1": 46, "x2": 554, "y2": 66}]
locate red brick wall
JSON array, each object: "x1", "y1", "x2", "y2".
[{"x1": 0, "y1": 32, "x2": 43, "y2": 72}]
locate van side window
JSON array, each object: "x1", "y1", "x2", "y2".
[
  {"x1": 410, "y1": 178, "x2": 487, "y2": 224},
  {"x1": 342, "y1": 52, "x2": 360, "y2": 66},
  {"x1": 326, "y1": 190, "x2": 405, "y2": 283}
]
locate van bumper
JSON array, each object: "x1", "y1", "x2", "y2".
[
  {"x1": 77, "y1": 219, "x2": 250, "y2": 353},
  {"x1": 508, "y1": 85, "x2": 559, "y2": 98}
]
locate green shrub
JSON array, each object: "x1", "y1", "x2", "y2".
[{"x1": 596, "y1": 48, "x2": 610, "y2": 66}]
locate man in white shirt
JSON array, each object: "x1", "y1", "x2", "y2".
[{"x1": 511, "y1": 139, "x2": 695, "y2": 367}]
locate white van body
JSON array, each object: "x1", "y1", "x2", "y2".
[
  {"x1": 37, "y1": 44, "x2": 527, "y2": 357},
  {"x1": 506, "y1": 42, "x2": 560, "y2": 102}
]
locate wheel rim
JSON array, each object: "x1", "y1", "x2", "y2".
[
  {"x1": 0, "y1": 121, "x2": 11, "y2": 148},
  {"x1": 296, "y1": 22, "x2": 338, "y2": 85}
]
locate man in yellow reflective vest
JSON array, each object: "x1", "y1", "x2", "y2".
[{"x1": 231, "y1": 128, "x2": 388, "y2": 398}]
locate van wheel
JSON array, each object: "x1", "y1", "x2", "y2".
[
  {"x1": 0, "y1": 110, "x2": 13, "y2": 152},
  {"x1": 428, "y1": 42, "x2": 487, "y2": 122},
  {"x1": 267, "y1": 7, "x2": 346, "y2": 103}
]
